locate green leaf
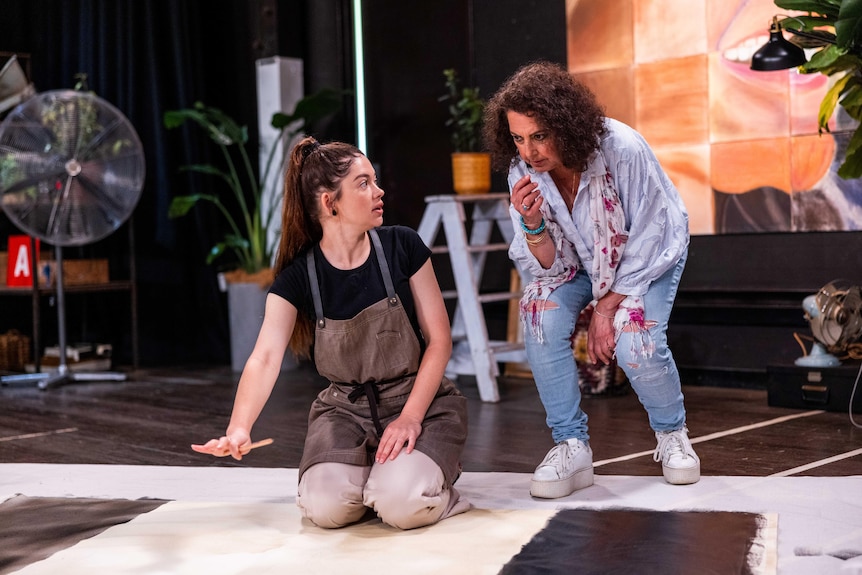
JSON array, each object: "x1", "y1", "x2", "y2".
[
  {"x1": 781, "y1": 15, "x2": 835, "y2": 31},
  {"x1": 271, "y1": 88, "x2": 349, "y2": 132},
  {"x1": 839, "y1": 76, "x2": 862, "y2": 112},
  {"x1": 775, "y1": 1, "x2": 839, "y2": 19},
  {"x1": 179, "y1": 164, "x2": 227, "y2": 177},
  {"x1": 200, "y1": 104, "x2": 247, "y2": 145},
  {"x1": 775, "y1": 0, "x2": 840, "y2": 19},
  {"x1": 803, "y1": 50, "x2": 862, "y2": 76},
  {"x1": 818, "y1": 72, "x2": 852, "y2": 130},
  {"x1": 787, "y1": 27, "x2": 837, "y2": 50},
  {"x1": 164, "y1": 109, "x2": 191, "y2": 129},
  {"x1": 168, "y1": 195, "x2": 204, "y2": 218},
  {"x1": 222, "y1": 234, "x2": 250, "y2": 249},
  {"x1": 838, "y1": 79, "x2": 862, "y2": 117},
  {"x1": 837, "y1": 125, "x2": 862, "y2": 178},
  {"x1": 205, "y1": 243, "x2": 226, "y2": 265},
  {"x1": 836, "y1": 0, "x2": 862, "y2": 48},
  {"x1": 802, "y1": 45, "x2": 846, "y2": 74}
]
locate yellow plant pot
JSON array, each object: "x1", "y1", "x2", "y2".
[{"x1": 451, "y1": 152, "x2": 491, "y2": 194}]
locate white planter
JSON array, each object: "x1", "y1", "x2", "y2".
[{"x1": 226, "y1": 279, "x2": 298, "y2": 373}]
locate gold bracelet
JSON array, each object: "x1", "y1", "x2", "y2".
[
  {"x1": 524, "y1": 230, "x2": 547, "y2": 246},
  {"x1": 593, "y1": 307, "x2": 616, "y2": 319}
]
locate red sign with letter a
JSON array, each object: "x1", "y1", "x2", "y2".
[{"x1": 6, "y1": 235, "x2": 40, "y2": 287}]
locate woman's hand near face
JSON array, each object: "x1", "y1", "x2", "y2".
[{"x1": 512, "y1": 174, "x2": 544, "y2": 227}]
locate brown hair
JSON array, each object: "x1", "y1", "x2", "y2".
[
  {"x1": 276, "y1": 136, "x2": 363, "y2": 357},
  {"x1": 482, "y1": 60, "x2": 606, "y2": 173}
]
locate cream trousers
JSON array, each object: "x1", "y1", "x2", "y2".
[{"x1": 297, "y1": 450, "x2": 471, "y2": 530}]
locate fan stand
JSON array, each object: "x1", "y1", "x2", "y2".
[
  {"x1": 0, "y1": 244, "x2": 126, "y2": 389},
  {"x1": 0, "y1": 90, "x2": 144, "y2": 390},
  {"x1": 794, "y1": 341, "x2": 841, "y2": 368}
]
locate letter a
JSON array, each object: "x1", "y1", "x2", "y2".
[{"x1": 13, "y1": 244, "x2": 31, "y2": 278}]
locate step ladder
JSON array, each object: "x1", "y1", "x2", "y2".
[{"x1": 417, "y1": 193, "x2": 528, "y2": 402}]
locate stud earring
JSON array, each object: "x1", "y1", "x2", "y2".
[{"x1": 332, "y1": 209, "x2": 337, "y2": 216}]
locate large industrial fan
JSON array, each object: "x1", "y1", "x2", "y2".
[
  {"x1": 0, "y1": 89, "x2": 145, "y2": 389},
  {"x1": 795, "y1": 280, "x2": 862, "y2": 367}
]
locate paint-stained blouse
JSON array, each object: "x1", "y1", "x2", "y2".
[{"x1": 507, "y1": 118, "x2": 689, "y2": 297}]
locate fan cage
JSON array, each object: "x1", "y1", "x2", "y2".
[
  {"x1": 810, "y1": 281, "x2": 862, "y2": 351},
  {"x1": 0, "y1": 89, "x2": 145, "y2": 247}
]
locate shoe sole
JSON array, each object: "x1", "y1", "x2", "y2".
[
  {"x1": 663, "y1": 463, "x2": 701, "y2": 485},
  {"x1": 530, "y1": 466, "x2": 594, "y2": 499}
]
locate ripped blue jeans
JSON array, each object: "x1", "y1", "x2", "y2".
[{"x1": 523, "y1": 254, "x2": 688, "y2": 444}]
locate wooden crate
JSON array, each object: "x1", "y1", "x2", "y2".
[
  {"x1": 38, "y1": 259, "x2": 109, "y2": 286},
  {"x1": 0, "y1": 330, "x2": 31, "y2": 371}
]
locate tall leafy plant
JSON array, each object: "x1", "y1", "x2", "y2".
[
  {"x1": 775, "y1": 0, "x2": 862, "y2": 177},
  {"x1": 439, "y1": 68, "x2": 485, "y2": 153},
  {"x1": 164, "y1": 88, "x2": 344, "y2": 275}
]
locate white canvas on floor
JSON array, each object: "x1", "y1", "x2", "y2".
[{"x1": 3, "y1": 464, "x2": 861, "y2": 574}]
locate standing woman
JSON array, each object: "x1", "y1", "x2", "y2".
[
  {"x1": 483, "y1": 61, "x2": 700, "y2": 499},
  {"x1": 193, "y1": 137, "x2": 471, "y2": 529}
]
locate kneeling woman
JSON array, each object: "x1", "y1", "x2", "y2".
[{"x1": 193, "y1": 137, "x2": 471, "y2": 530}]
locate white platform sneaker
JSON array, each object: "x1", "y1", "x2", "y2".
[
  {"x1": 654, "y1": 427, "x2": 700, "y2": 485},
  {"x1": 530, "y1": 438, "x2": 594, "y2": 499}
]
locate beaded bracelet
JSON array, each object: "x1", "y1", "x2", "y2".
[{"x1": 520, "y1": 215, "x2": 545, "y2": 235}]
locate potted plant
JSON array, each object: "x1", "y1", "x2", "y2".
[
  {"x1": 773, "y1": 0, "x2": 862, "y2": 178},
  {"x1": 164, "y1": 88, "x2": 343, "y2": 370},
  {"x1": 439, "y1": 68, "x2": 491, "y2": 194}
]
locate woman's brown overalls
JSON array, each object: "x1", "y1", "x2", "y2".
[{"x1": 298, "y1": 229, "x2": 468, "y2": 489}]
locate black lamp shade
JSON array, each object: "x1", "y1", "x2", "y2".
[{"x1": 750, "y1": 27, "x2": 807, "y2": 71}]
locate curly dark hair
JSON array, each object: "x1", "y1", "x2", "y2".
[{"x1": 482, "y1": 60, "x2": 606, "y2": 173}]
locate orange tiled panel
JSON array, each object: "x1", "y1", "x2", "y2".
[
  {"x1": 574, "y1": 68, "x2": 636, "y2": 127},
  {"x1": 711, "y1": 138, "x2": 791, "y2": 194},
  {"x1": 710, "y1": 0, "x2": 776, "y2": 56},
  {"x1": 791, "y1": 134, "x2": 835, "y2": 192},
  {"x1": 635, "y1": 55, "x2": 709, "y2": 147},
  {"x1": 567, "y1": 0, "x2": 633, "y2": 73},
  {"x1": 634, "y1": 0, "x2": 708, "y2": 64},
  {"x1": 708, "y1": 52, "x2": 790, "y2": 143},
  {"x1": 654, "y1": 145, "x2": 713, "y2": 235},
  {"x1": 706, "y1": 0, "x2": 746, "y2": 50},
  {"x1": 567, "y1": 0, "x2": 859, "y2": 233}
]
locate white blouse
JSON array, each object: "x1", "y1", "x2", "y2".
[{"x1": 507, "y1": 118, "x2": 689, "y2": 298}]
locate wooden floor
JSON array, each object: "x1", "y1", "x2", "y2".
[{"x1": 1, "y1": 362, "x2": 860, "y2": 478}]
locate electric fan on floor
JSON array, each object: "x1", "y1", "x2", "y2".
[
  {"x1": 0, "y1": 89, "x2": 145, "y2": 389},
  {"x1": 795, "y1": 280, "x2": 862, "y2": 367}
]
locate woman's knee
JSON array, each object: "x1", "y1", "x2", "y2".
[
  {"x1": 363, "y1": 451, "x2": 448, "y2": 530},
  {"x1": 297, "y1": 462, "x2": 369, "y2": 529}
]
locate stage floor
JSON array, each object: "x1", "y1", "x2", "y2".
[{"x1": 2, "y1": 365, "x2": 862, "y2": 573}]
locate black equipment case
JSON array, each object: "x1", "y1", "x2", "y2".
[{"x1": 767, "y1": 362, "x2": 862, "y2": 413}]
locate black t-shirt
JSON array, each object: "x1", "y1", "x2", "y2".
[{"x1": 269, "y1": 225, "x2": 432, "y2": 344}]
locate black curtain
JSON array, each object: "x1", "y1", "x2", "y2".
[{"x1": 1, "y1": 0, "x2": 262, "y2": 365}]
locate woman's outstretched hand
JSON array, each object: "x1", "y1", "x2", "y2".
[{"x1": 191, "y1": 430, "x2": 257, "y2": 460}]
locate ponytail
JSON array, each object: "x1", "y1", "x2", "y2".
[{"x1": 274, "y1": 136, "x2": 363, "y2": 358}]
